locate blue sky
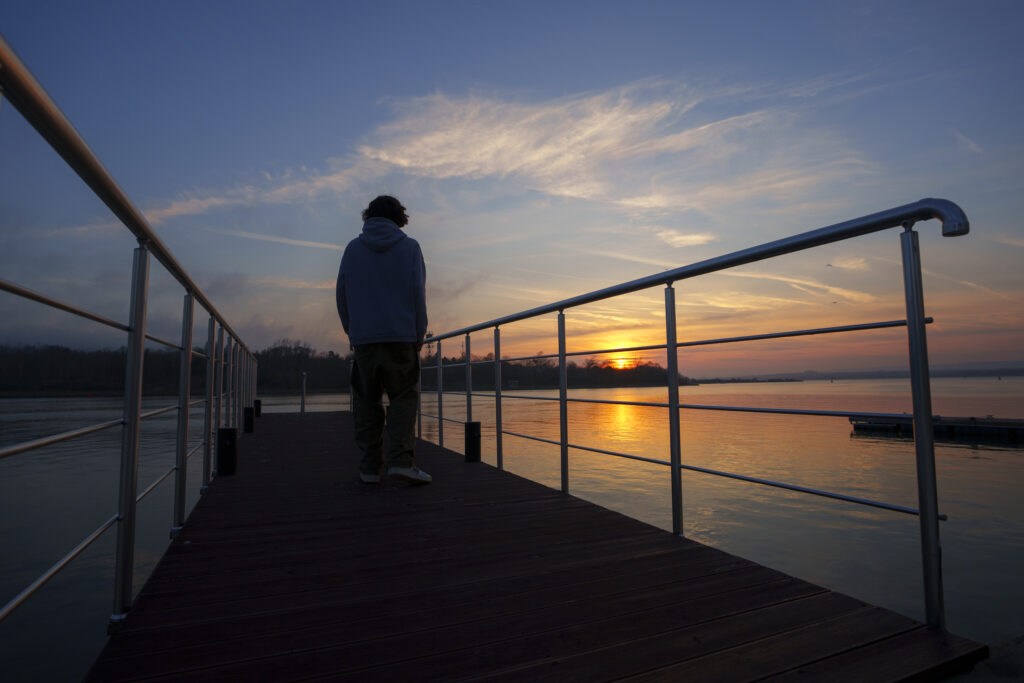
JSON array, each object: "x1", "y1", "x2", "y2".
[{"x1": 1, "y1": 1, "x2": 1022, "y2": 375}]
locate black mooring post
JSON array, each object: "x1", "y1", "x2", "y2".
[
  {"x1": 244, "y1": 406, "x2": 254, "y2": 433},
  {"x1": 217, "y1": 427, "x2": 238, "y2": 475},
  {"x1": 254, "y1": 398, "x2": 262, "y2": 417},
  {"x1": 465, "y1": 421, "x2": 481, "y2": 463}
]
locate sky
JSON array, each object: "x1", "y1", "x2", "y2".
[{"x1": 1, "y1": 0, "x2": 1022, "y2": 377}]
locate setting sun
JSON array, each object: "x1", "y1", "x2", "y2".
[{"x1": 608, "y1": 356, "x2": 637, "y2": 370}]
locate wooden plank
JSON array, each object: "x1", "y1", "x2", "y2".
[
  {"x1": 85, "y1": 411, "x2": 988, "y2": 682},
  {"x1": 762, "y1": 628, "x2": 990, "y2": 682}
]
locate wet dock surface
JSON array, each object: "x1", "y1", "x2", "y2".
[{"x1": 86, "y1": 411, "x2": 987, "y2": 681}]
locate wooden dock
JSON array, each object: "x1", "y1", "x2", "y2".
[{"x1": 86, "y1": 412, "x2": 986, "y2": 681}]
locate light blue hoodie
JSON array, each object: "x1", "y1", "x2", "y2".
[{"x1": 336, "y1": 217, "x2": 427, "y2": 346}]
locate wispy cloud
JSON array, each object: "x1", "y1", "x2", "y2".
[
  {"x1": 995, "y1": 236, "x2": 1024, "y2": 248},
  {"x1": 677, "y1": 292, "x2": 816, "y2": 312},
  {"x1": 653, "y1": 228, "x2": 717, "y2": 248},
  {"x1": 827, "y1": 256, "x2": 869, "y2": 272},
  {"x1": 951, "y1": 128, "x2": 983, "y2": 154},
  {"x1": 57, "y1": 75, "x2": 876, "y2": 237},
  {"x1": 250, "y1": 276, "x2": 335, "y2": 290},
  {"x1": 214, "y1": 228, "x2": 345, "y2": 251},
  {"x1": 722, "y1": 270, "x2": 876, "y2": 304},
  {"x1": 359, "y1": 79, "x2": 874, "y2": 214}
]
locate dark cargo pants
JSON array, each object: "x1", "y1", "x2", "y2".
[{"x1": 351, "y1": 342, "x2": 420, "y2": 475}]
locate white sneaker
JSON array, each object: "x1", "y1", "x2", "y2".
[
  {"x1": 359, "y1": 471, "x2": 381, "y2": 484},
  {"x1": 387, "y1": 465, "x2": 432, "y2": 484}
]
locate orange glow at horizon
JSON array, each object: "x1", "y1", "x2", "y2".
[{"x1": 607, "y1": 356, "x2": 639, "y2": 370}]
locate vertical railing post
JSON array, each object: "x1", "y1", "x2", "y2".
[
  {"x1": 201, "y1": 317, "x2": 215, "y2": 493},
  {"x1": 230, "y1": 342, "x2": 237, "y2": 428},
  {"x1": 417, "y1": 356, "x2": 423, "y2": 439},
  {"x1": 665, "y1": 284, "x2": 683, "y2": 536},
  {"x1": 214, "y1": 327, "x2": 224, "y2": 436},
  {"x1": 250, "y1": 355, "x2": 256, "y2": 416},
  {"x1": 558, "y1": 311, "x2": 568, "y2": 494},
  {"x1": 349, "y1": 359, "x2": 355, "y2": 414},
  {"x1": 494, "y1": 326, "x2": 503, "y2": 470},
  {"x1": 243, "y1": 352, "x2": 249, "y2": 417},
  {"x1": 301, "y1": 371, "x2": 307, "y2": 414},
  {"x1": 242, "y1": 352, "x2": 254, "y2": 433},
  {"x1": 110, "y1": 244, "x2": 150, "y2": 630},
  {"x1": 171, "y1": 293, "x2": 194, "y2": 537},
  {"x1": 901, "y1": 226, "x2": 945, "y2": 630},
  {"x1": 436, "y1": 339, "x2": 444, "y2": 448},
  {"x1": 465, "y1": 333, "x2": 472, "y2": 423},
  {"x1": 237, "y1": 346, "x2": 244, "y2": 428},
  {"x1": 224, "y1": 337, "x2": 234, "y2": 430},
  {"x1": 234, "y1": 343, "x2": 242, "y2": 428}
]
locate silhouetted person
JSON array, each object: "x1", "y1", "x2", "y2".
[{"x1": 336, "y1": 195, "x2": 431, "y2": 484}]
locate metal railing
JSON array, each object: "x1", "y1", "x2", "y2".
[
  {"x1": 0, "y1": 35, "x2": 258, "y2": 628},
  {"x1": 418, "y1": 197, "x2": 969, "y2": 631}
]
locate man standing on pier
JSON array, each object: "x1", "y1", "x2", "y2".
[{"x1": 336, "y1": 195, "x2": 431, "y2": 484}]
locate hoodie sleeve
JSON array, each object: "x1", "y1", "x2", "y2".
[
  {"x1": 336, "y1": 256, "x2": 350, "y2": 335},
  {"x1": 413, "y1": 244, "x2": 427, "y2": 343}
]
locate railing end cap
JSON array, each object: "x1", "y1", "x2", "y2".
[{"x1": 920, "y1": 198, "x2": 970, "y2": 237}]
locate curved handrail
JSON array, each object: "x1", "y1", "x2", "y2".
[
  {"x1": 427, "y1": 198, "x2": 968, "y2": 342},
  {"x1": 0, "y1": 34, "x2": 252, "y2": 355}
]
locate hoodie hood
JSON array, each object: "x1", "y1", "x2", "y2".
[{"x1": 359, "y1": 217, "x2": 407, "y2": 253}]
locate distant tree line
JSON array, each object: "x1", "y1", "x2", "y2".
[
  {"x1": 0, "y1": 341, "x2": 695, "y2": 397},
  {"x1": 254, "y1": 340, "x2": 353, "y2": 394},
  {"x1": 420, "y1": 350, "x2": 694, "y2": 391},
  {"x1": 0, "y1": 341, "x2": 357, "y2": 397},
  {"x1": 0, "y1": 344, "x2": 205, "y2": 396}
]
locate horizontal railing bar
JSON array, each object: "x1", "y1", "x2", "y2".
[
  {"x1": 679, "y1": 404, "x2": 911, "y2": 420},
  {"x1": 425, "y1": 393, "x2": 912, "y2": 420},
  {"x1": 140, "y1": 405, "x2": 177, "y2": 420},
  {"x1": 188, "y1": 398, "x2": 205, "y2": 407},
  {"x1": 144, "y1": 333, "x2": 182, "y2": 350},
  {"x1": 563, "y1": 319, "x2": 930, "y2": 359},
  {"x1": 0, "y1": 417, "x2": 123, "y2": 461},
  {"x1": 500, "y1": 394, "x2": 562, "y2": 402},
  {"x1": 567, "y1": 397, "x2": 671, "y2": 408},
  {"x1": 0, "y1": 36, "x2": 255, "y2": 356},
  {"x1": 418, "y1": 413, "x2": 465, "y2": 425},
  {"x1": 561, "y1": 438, "x2": 944, "y2": 519},
  {"x1": 185, "y1": 442, "x2": 203, "y2": 460},
  {"x1": 0, "y1": 513, "x2": 119, "y2": 623},
  {"x1": 423, "y1": 319, "x2": 926, "y2": 366},
  {"x1": 501, "y1": 353, "x2": 561, "y2": 363},
  {"x1": 426, "y1": 198, "x2": 967, "y2": 344},
  {"x1": 566, "y1": 343, "x2": 667, "y2": 359},
  {"x1": 421, "y1": 359, "x2": 504, "y2": 368},
  {"x1": 136, "y1": 466, "x2": 175, "y2": 504},
  {"x1": 681, "y1": 463, "x2": 946, "y2": 519},
  {"x1": 191, "y1": 349, "x2": 208, "y2": 359},
  {"x1": 568, "y1": 441, "x2": 671, "y2": 466},
  {"x1": 676, "y1": 318, "x2": 930, "y2": 349},
  {"x1": 0, "y1": 277, "x2": 129, "y2": 332},
  {"x1": 502, "y1": 430, "x2": 561, "y2": 447}
]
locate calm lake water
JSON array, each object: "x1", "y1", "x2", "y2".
[{"x1": 0, "y1": 377, "x2": 1021, "y2": 679}]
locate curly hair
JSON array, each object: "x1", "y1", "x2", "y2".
[{"x1": 362, "y1": 195, "x2": 409, "y2": 227}]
